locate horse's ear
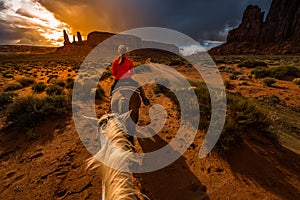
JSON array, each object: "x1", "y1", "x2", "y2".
[{"x1": 117, "y1": 110, "x2": 132, "y2": 121}]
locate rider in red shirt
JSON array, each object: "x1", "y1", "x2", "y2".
[
  {"x1": 111, "y1": 45, "x2": 149, "y2": 106},
  {"x1": 112, "y1": 55, "x2": 135, "y2": 80}
]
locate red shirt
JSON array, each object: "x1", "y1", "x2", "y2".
[{"x1": 112, "y1": 56, "x2": 135, "y2": 80}]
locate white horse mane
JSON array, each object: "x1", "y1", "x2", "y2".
[{"x1": 86, "y1": 112, "x2": 145, "y2": 200}]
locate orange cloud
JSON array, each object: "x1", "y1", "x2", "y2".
[{"x1": 0, "y1": 0, "x2": 70, "y2": 46}]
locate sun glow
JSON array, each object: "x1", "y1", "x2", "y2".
[{"x1": 1, "y1": 0, "x2": 70, "y2": 46}]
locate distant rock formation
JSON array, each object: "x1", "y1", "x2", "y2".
[
  {"x1": 57, "y1": 30, "x2": 180, "y2": 55},
  {"x1": 77, "y1": 31, "x2": 83, "y2": 44},
  {"x1": 210, "y1": 0, "x2": 300, "y2": 55},
  {"x1": 63, "y1": 30, "x2": 70, "y2": 46}
]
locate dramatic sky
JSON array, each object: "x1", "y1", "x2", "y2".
[{"x1": 0, "y1": 0, "x2": 272, "y2": 46}]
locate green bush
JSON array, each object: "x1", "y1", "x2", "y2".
[
  {"x1": 45, "y1": 84, "x2": 64, "y2": 95},
  {"x1": 229, "y1": 74, "x2": 238, "y2": 80},
  {"x1": 271, "y1": 66, "x2": 300, "y2": 80},
  {"x1": 73, "y1": 79, "x2": 105, "y2": 100},
  {"x1": 0, "y1": 92, "x2": 18, "y2": 110},
  {"x1": 218, "y1": 116, "x2": 242, "y2": 151},
  {"x1": 263, "y1": 77, "x2": 277, "y2": 87},
  {"x1": 217, "y1": 94, "x2": 266, "y2": 151},
  {"x1": 4, "y1": 82, "x2": 23, "y2": 91},
  {"x1": 32, "y1": 82, "x2": 46, "y2": 93},
  {"x1": 49, "y1": 79, "x2": 66, "y2": 87},
  {"x1": 240, "y1": 81, "x2": 249, "y2": 86},
  {"x1": 3, "y1": 74, "x2": 14, "y2": 78},
  {"x1": 253, "y1": 66, "x2": 300, "y2": 80},
  {"x1": 169, "y1": 58, "x2": 184, "y2": 66},
  {"x1": 6, "y1": 95, "x2": 70, "y2": 134},
  {"x1": 253, "y1": 67, "x2": 270, "y2": 78},
  {"x1": 186, "y1": 84, "x2": 267, "y2": 151},
  {"x1": 224, "y1": 80, "x2": 234, "y2": 90},
  {"x1": 232, "y1": 70, "x2": 242, "y2": 75},
  {"x1": 238, "y1": 61, "x2": 267, "y2": 68},
  {"x1": 16, "y1": 77, "x2": 35, "y2": 87},
  {"x1": 187, "y1": 83, "x2": 266, "y2": 151}
]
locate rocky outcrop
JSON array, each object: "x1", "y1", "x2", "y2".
[
  {"x1": 262, "y1": 0, "x2": 300, "y2": 43},
  {"x1": 57, "y1": 30, "x2": 179, "y2": 55},
  {"x1": 227, "y1": 5, "x2": 264, "y2": 43},
  {"x1": 77, "y1": 31, "x2": 83, "y2": 44},
  {"x1": 63, "y1": 30, "x2": 70, "y2": 46},
  {"x1": 210, "y1": 0, "x2": 300, "y2": 55},
  {"x1": 86, "y1": 31, "x2": 115, "y2": 47}
]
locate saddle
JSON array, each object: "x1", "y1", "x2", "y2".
[{"x1": 112, "y1": 80, "x2": 150, "y2": 106}]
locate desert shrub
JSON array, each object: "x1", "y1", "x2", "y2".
[
  {"x1": 46, "y1": 84, "x2": 64, "y2": 95},
  {"x1": 263, "y1": 77, "x2": 277, "y2": 87},
  {"x1": 6, "y1": 95, "x2": 70, "y2": 135},
  {"x1": 186, "y1": 85, "x2": 266, "y2": 151},
  {"x1": 240, "y1": 81, "x2": 249, "y2": 86},
  {"x1": 218, "y1": 66, "x2": 226, "y2": 71},
  {"x1": 218, "y1": 94, "x2": 266, "y2": 151},
  {"x1": 50, "y1": 79, "x2": 66, "y2": 87},
  {"x1": 293, "y1": 78, "x2": 300, "y2": 85},
  {"x1": 4, "y1": 82, "x2": 23, "y2": 91},
  {"x1": 192, "y1": 83, "x2": 211, "y2": 130},
  {"x1": 32, "y1": 82, "x2": 46, "y2": 93},
  {"x1": 253, "y1": 66, "x2": 300, "y2": 80},
  {"x1": 192, "y1": 83, "x2": 266, "y2": 152},
  {"x1": 169, "y1": 58, "x2": 184, "y2": 66},
  {"x1": 3, "y1": 74, "x2": 14, "y2": 78},
  {"x1": 258, "y1": 95, "x2": 285, "y2": 107},
  {"x1": 16, "y1": 76, "x2": 35, "y2": 87},
  {"x1": 2, "y1": 70, "x2": 14, "y2": 78},
  {"x1": 0, "y1": 92, "x2": 18, "y2": 110},
  {"x1": 218, "y1": 116, "x2": 242, "y2": 151},
  {"x1": 271, "y1": 66, "x2": 300, "y2": 80},
  {"x1": 229, "y1": 74, "x2": 238, "y2": 80},
  {"x1": 73, "y1": 79, "x2": 105, "y2": 99},
  {"x1": 238, "y1": 61, "x2": 267, "y2": 68},
  {"x1": 214, "y1": 59, "x2": 227, "y2": 65},
  {"x1": 232, "y1": 70, "x2": 242, "y2": 75},
  {"x1": 253, "y1": 67, "x2": 270, "y2": 78},
  {"x1": 224, "y1": 80, "x2": 235, "y2": 90},
  {"x1": 65, "y1": 77, "x2": 74, "y2": 89}
]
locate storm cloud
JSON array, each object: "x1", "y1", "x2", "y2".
[{"x1": 0, "y1": 0, "x2": 272, "y2": 45}]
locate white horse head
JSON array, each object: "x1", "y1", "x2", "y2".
[{"x1": 84, "y1": 111, "x2": 147, "y2": 200}]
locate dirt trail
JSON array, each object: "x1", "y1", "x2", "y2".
[
  {"x1": 1, "y1": 58, "x2": 300, "y2": 199},
  {"x1": 1, "y1": 75, "x2": 300, "y2": 200}
]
